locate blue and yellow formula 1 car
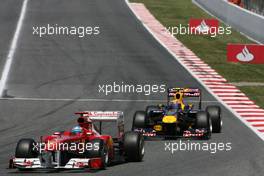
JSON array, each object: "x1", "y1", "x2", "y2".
[{"x1": 132, "y1": 87, "x2": 222, "y2": 139}]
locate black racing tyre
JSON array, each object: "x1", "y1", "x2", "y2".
[
  {"x1": 123, "y1": 131, "x2": 144, "y2": 162},
  {"x1": 132, "y1": 111, "x2": 146, "y2": 130},
  {"x1": 88, "y1": 138, "x2": 108, "y2": 169},
  {"x1": 195, "y1": 111, "x2": 212, "y2": 139},
  {"x1": 15, "y1": 138, "x2": 38, "y2": 158},
  {"x1": 146, "y1": 105, "x2": 161, "y2": 122},
  {"x1": 146, "y1": 105, "x2": 159, "y2": 118},
  {"x1": 206, "y1": 106, "x2": 222, "y2": 133}
]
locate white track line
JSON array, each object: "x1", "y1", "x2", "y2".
[
  {"x1": 243, "y1": 117, "x2": 264, "y2": 120},
  {"x1": 188, "y1": 66, "x2": 212, "y2": 69},
  {"x1": 256, "y1": 127, "x2": 264, "y2": 130},
  {"x1": 251, "y1": 122, "x2": 264, "y2": 125},
  {"x1": 197, "y1": 75, "x2": 223, "y2": 78},
  {"x1": 193, "y1": 72, "x2": 219, "y2": 75},
  {"x1": 0, "y1": 0, "x2": 28, "y2": 97},
  {"x1": 225, "y1": 100, "x2": 254, "y2": 103},
  {"x1": 212, "y1": 89, "x2": 240, "y2": 92},
  {"x1": 216, "y1": 93, "x2": 245, "y2": 96},
  {"x1": 200, "y1": 79, "x2": 227, "y2": 82},
  {"x1": 220, "y1": 97, "x2": 249, "y2": 100},
  {"x1": 239, "y1": 112, "x2": 264, "y2": 115},
  {"x1": 207, "y1": 85, "x2": 237, "y2": 89},
  {"x1": 181, "y1": 59, "x2": 201, "y2": 61},
  {"x1": 0, "y1": 97, "x2": 219, "y2": 103},
  {"x1": 190, "y1": 69, "x2": 216, "y2": 72},
  {"x1": 236, "y1": 109, "x2": 264, "y2": 112},
  {"x1": 230, "y1": 104, "x2": 259, "y2": 108}
]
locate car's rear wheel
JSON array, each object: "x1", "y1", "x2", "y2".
[
  {"x1": 15, "y1": 138, "x2": 38, "y2": 158},
  {"x1": 206, "y1": 106, "x2": 222, "y2": 133},
  {"x1": 123, "y1": 131, "x2": 144, "y2": 162},
  {"x1": 132, "y1": 111, "x2": 146, "y2": 130},
  {"x1": 195, "y1": 111, "x2": 212, "y2": 139}
]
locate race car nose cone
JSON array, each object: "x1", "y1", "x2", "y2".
[{"x1": 162, "y1": 115, "x2": 177, "y2": 123}]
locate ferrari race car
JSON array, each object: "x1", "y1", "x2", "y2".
[
  {"x1": 132, "y1": 87, "x2": 222, "y2": 139},
  {"x1": 9, "y1": 111, "x2": 144, "y2": 171}
]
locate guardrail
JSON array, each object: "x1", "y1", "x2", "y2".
[
  {"x1": 242, "y1": 0, "x2": 264, "y2": 16},
  {"x1": 193, "y1": 0, "x2": 264, "y2": 43}
]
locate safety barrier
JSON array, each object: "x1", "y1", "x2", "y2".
[
  {"x1": 242, "y1": 0, "x2": 264, "y2": 16},
  {"x1": 193, "y1": 0, "x2": 264, "y2": 43}
]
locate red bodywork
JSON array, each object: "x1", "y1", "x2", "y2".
[
  {"x1": 41, "y1": 113, "x2": 115, "y2": 160},
  {"x1": 10, "y1": 111, "x2": 126, "y2": 170}
]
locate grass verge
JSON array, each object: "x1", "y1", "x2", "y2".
[
  {"x1": 239, "y1": 86, "x2": 264, "y2": 108},
  {"x1": 130, "y1": 0, "x2": 264, "y2": 108}
]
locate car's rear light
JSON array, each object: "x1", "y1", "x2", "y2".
[{"x1": 89, "y1": 158, "x2": 102, "y2": 169}]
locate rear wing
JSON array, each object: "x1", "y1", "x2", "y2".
[
  {"x1": 168, "y1": 88, "x2": 201, "y2": 97},
  {"x1": 75, "y1": 111, "x2": 124, "y2": 138},
  {"x1": 167, "y1": 87, "x2": 202, "y2": 109},
  {"x1": 75, "y1": 111, "x2": 123, "y2": 121}
]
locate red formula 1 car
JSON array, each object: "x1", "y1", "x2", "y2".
[{"x1": 9, "y1": 111, "x2": 144, "y2": 171}]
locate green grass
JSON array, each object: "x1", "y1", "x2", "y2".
[
  {"x1": 239, "y1": 87, "x2": 264, "y2": 108},
  {"x1": 130, "y1": 0, "x2": 264, "y2": 108}
]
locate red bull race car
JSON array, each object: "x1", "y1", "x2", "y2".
[
  {"x1": 9, "y1": 111, "x2": 144, "y2": 171},
  {"x1": 132, "y1": 87, "x2": 222, "y2": 139}
]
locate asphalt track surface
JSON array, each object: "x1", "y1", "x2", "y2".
[{"x1": 0, "y1": 0, "x2": 263, "y2": 175}]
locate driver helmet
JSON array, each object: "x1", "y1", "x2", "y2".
[{"x1": 71, "y1": 125, "x2": 82, "y2": 134}]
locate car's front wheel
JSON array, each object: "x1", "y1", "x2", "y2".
[
  {"x1": 195, "y1": 111, "x2": 212, "y2": 139},
  {"x1": 132, "y1": 111, "x2": 147, "y2": 130},
  {"x1": 15, "y1": 138, "x2": 38, "y2": 158},
  {"x1": 206, "y1": 106, "x2": 222, "y2": 133}
]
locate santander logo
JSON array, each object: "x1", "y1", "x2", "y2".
[
  {"x1": 227, "y1": 44, "x2": 263, "y2": 64},
  {"x1": 195, "y1": 20, "x2": 210, "y2": 33},
  {"x1": 236, "y1": 46, "x2": 254, "y2": 62}
]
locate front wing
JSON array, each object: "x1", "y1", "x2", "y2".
[
  {"x1": 134, "y1": 128, "x2": 209, "y2": 139},
  {"x1": 9, "y1": 157, "x2": 102, "y2": 170}
]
